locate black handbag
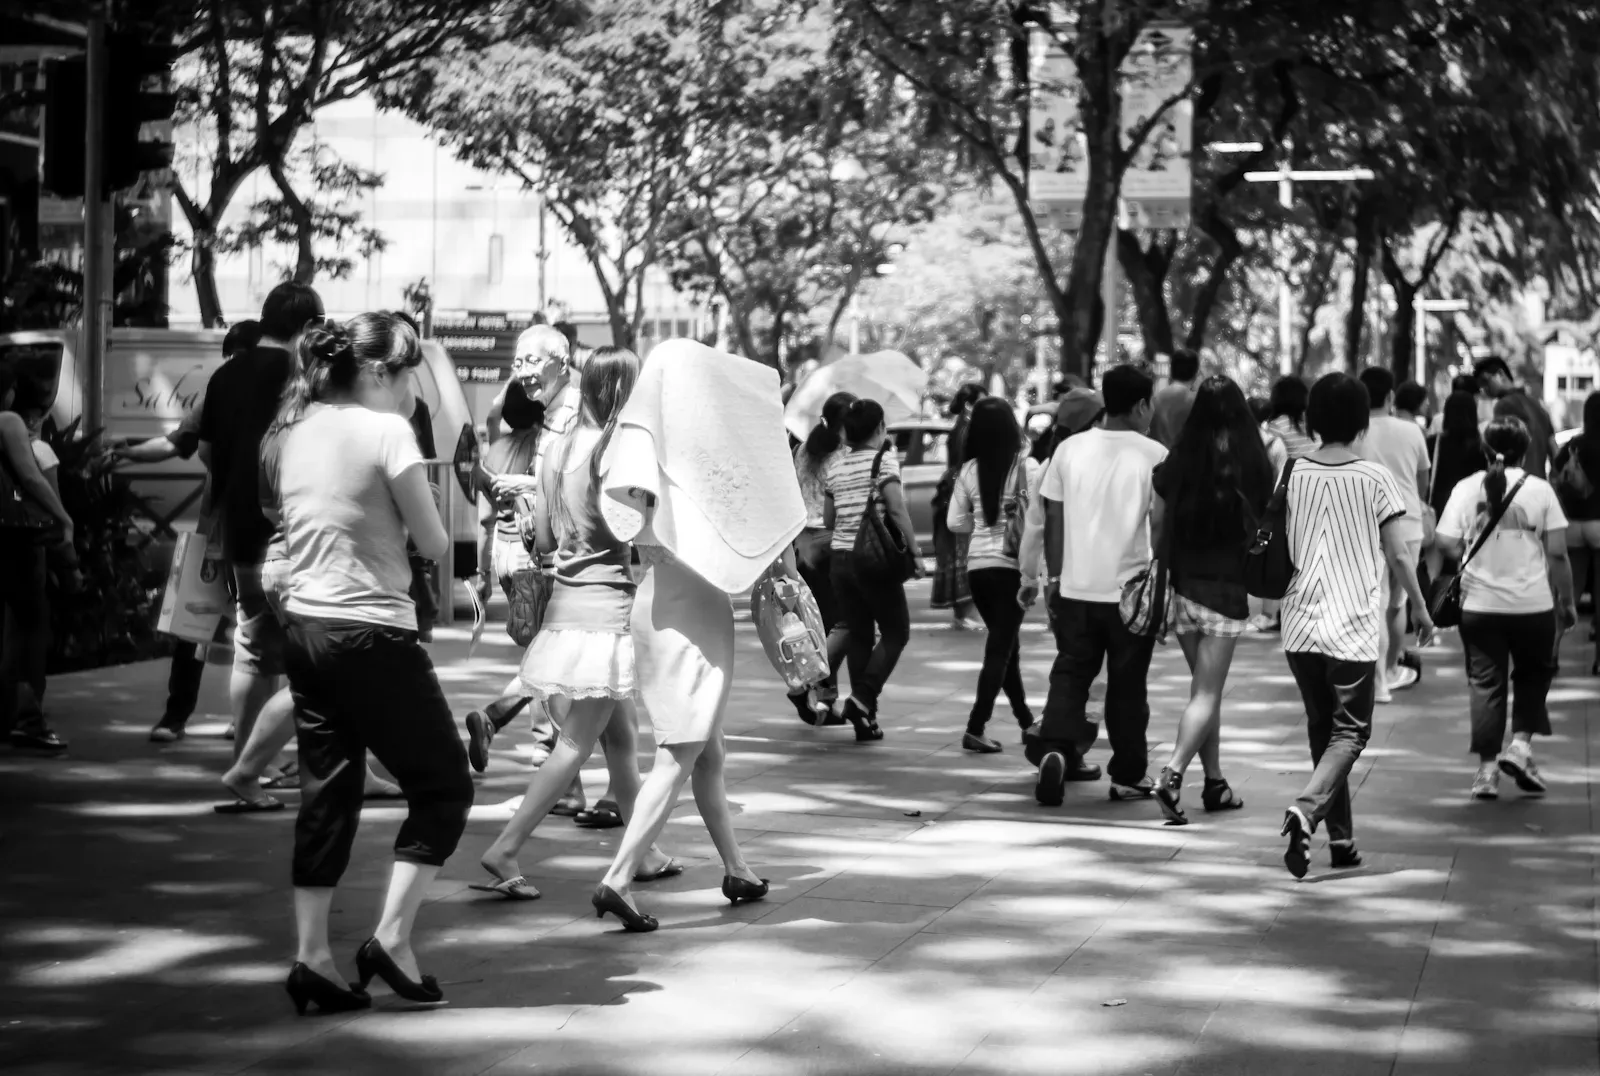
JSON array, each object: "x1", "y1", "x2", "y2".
[
  {"x1": 1430, "y1": 476, "x2": 1528, "y2": 629},
  {"x1": 852, "y1": 446, "x2": 916, "y2": 584},
  {"x1": 1244, "y1": 458, "x2": 1296, "y2": 599},
  {"x1": 0, "y1": 450, "x2": 59, "y2": 543}
]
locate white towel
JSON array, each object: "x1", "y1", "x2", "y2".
[{"x1": 600, "y1": 339, "x2": 806, "y2": 594}]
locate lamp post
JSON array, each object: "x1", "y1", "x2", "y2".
[
  {"x1": 1244, "y1": 163, "x2": 1376, "y2": 375},
  {"x1": 1414, "y1": 297, "x2": 1470, "y2": 387}
]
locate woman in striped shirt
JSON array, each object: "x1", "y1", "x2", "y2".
[{"x1": 822, "y1": 399, "x2": 926, "y2": 742}]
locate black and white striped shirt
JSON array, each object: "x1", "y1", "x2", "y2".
[{"x1": 1281, "y1": 458, "x2": 1406, "y2": 662}]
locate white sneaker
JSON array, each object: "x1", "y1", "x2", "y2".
[
  {"x1": 1388, "y1": 664, "x2": 1420, "y2": 691},
  {"x1": 1498, "y1": 741, "x2": 1547, "y2": 795},
  {"x1": 1471, "y1": 762, "x2": 1500, "y2": 800}
]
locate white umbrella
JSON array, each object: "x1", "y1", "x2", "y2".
[{"x1": 785, "y1": 350, "x2": 925, "y2": 440}]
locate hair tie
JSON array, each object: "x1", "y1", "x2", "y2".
[{"x1": 309, "y1": 326, "x2": 352, "y2": 364}]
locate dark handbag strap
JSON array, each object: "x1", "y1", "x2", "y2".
[
  {"x1": 864, "y1": 446, "x2": 889, "y2": 510},
  {"x1": 1458, "y1": 475, "x2": 1528, "y2": 573}
]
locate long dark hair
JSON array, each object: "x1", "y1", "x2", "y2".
[
  {"x1": 1163, "y1": 376, "x2": 1274, "y2": 540},
  {"x1": 551, "y1": 345, "x2": 640, "y2": 543},
  {"x1": 1482, "y1": 416, "x2": 1531, "y2": 520},
  {"x1": 1578, "y1": 391, "x2": 1600, "y2": 482},
  {"x1": 947, "y1": 382, "x2": 985, "y2": 418},
  {"x1": 963, "y1": 397, "x2": 1023, "y2": 526},
  {"x1": 802, "y1": 391, "x2": 856, "y2": 469},
  {"x1": 1441, "y1": 391, "x2": 1479, "y2": 443}
]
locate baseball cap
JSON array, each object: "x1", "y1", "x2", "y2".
[{"x1": 1055, "y1": 387, "x2": 1105, "y2": 434}]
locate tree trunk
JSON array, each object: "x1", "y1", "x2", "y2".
[
  {"x1": 190, "y1": 237, "x2": 224, "y2": 328},
  {"x1": 1185, "y1": 213, "x2": 1241, "y2": 351},
  {"x1": 1389, "y1": 280, "x2": 1418, "y2": 383},
  {"x1": 267, "y1": 157, "x2": 317, "y2": 285},
  {"x1": 1118, "y1": 228, "x2": 1175, "y2": 360},
  {"x1": 1296, "y1": 246, "x2": 1339, "y2": 376},
  {"x1": 1345, "y1": 205, "x2": 1377, "y2": 370}
]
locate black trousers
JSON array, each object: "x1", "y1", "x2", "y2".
[
  {"x1": 1460, "y1": 610, "x2": 1556, "y2": 760},
  {"x1": 162, "y1": 646, "x2": 206, "y2": 726},
  {"x1": 0, "y1": 539, "x2": 48, "y2": 734},
  {"x1": 284, "y1": 617, "x2": 474, "y2": 888},
  {"x1": 965, "y1": 567, "x2": 1031, "y2": 734},
  {"x1": 829, "y1": 555, "x2": 910, "y2": 711},
  {"x1": 1029, "y1": 596, "x2": 1154, "y2": 785},
  {"x1": 1284, "y1": 652, "x2": 1375, "y2": 844}
]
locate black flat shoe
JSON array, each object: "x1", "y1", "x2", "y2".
[
  {"x1": 592, "y1": 884, "x2": 659, "y2": 932},
  {"x1": 842, "y1": 699, "x2": 883, "y2": 742},
  {"x1": 354, "y1": 937, "x2": 443, "y2": 1003},
  {"x1": 721, "y1": 875, "x2": 770, "y2": 905},
  {"x1": 285, "y1": 962, "x2": 371, "y2": 1016},
  {"x1": 789, "y1": 692, "x2": 819, "y2": 726},
  {"x1": 465, "y1": 710, "x2": 493, "y2": 774}
]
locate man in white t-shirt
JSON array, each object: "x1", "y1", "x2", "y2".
[
  {"x1": 1026, "y1": 365, "x2": 1168, "y2": 808},
  {"x1": 1357, "y1": 366, "x2": 1430, "y2": 697}
]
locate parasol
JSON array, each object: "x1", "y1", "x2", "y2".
[{"x1": 784, "y1": 350, "x2": 925, "y2": 440}]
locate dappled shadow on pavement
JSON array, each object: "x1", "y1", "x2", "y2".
[{"x1": 1, "y1": 595, "x2": 1597, "y2": 1075}]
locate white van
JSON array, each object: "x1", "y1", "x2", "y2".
[{"x1": 0, "y1": 327, "x2": 482, "y2": 579}]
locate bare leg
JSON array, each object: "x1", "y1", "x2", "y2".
[
  {"x1": 1165, "y1": 633, "x2": 1237, "y2": 779},
  {"x1": 481, "y1": 698, "x2": 613, "y2": 880},
  {"x1": 597, "y1": 700, "x2": 671, "y2": 874},
  {"x1": 292, "y1": 886, "x2": 339, "y2": 983},
  {"x1": 690, "y1": 730, "x2": 759, "y2": 884},
  {"x1": 229, "y1": 670, "x2": 277, "y2": 764},
  {"x1": 372, "y1": 861, "x2": 438, "y2": 983},
  {"x1": 222, "y1": 687, "x2": 392, "y2": 801},
  {"x1": 598, "y1": 741, "x2": 701, "y2": 908}
]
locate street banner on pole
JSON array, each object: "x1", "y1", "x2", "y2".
[
  {"x1": 1027, "y1": 30, "x2": 1085, "y2": 230},
  {"x1": 1120, "y1": 25, "x2": 1192, "y2": 230}
]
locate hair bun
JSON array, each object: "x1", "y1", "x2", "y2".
[{"x1": 308, "y1": 325, "x2": 352, "y2": 364}]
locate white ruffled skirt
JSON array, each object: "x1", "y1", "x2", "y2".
[{"x1": 518, "y1": 629, "x2": 636, "y2": 701}]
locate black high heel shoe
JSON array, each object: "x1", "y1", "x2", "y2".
[
  {"x1": 354, "y1": 937, "x2": 444, "y2": 1003},
  {"x1": 842, "y1": 699, "x2": 883, "y2": 742},
  {"x1": 285, "y1": 962, "x2": 371, "y2": 1016},
  {"x1": 592, "y1": 884, "x2": 659, "y2": 932},
  {"x1": 721, "y1": 875, "x2": 770, "y2": 905}
]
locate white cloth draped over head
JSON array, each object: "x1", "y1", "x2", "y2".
[{"x1": 599, "y1": 339, "x2": 806, "y2": 594}]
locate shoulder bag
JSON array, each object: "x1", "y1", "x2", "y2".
[
  {"x1": 1001, "y1": 461, "x2": 1029, "y2": 561},
  {"x1": 1244, "y1": 457, "x2": 1297, "y2": 599},
  {"x1": 852, "y1": 447, "x2": 916, "y2": 584},
  {"x1": 0, "y1": 449, "x2": 60, "y2": 543},
  {"x1": 1554, "y1": 437, "x2": 1594, "y2": 504},
  {"x1": 1118, "y1": 491, "x2": 1173, "y2": 639},
  {"x1": 1429, "y1": 475, "x2": 1529, "y2": 629}
]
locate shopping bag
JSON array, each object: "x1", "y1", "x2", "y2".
[
  {"x1": 750, "y1": 567, "x2": 829, "y2": 692},
  {"x1": 156, "y1": 531, "x2": 234, "y2": 650}
]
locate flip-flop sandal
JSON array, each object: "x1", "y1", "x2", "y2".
[
  {"x1": 260, "y1": 759, "x2": 301, "y2": 791},
  {"x1": 364, "y1": 784, "x2": 405, "y2": 801},
  {"x1": 574, "y1": 800, "x2": 623, "y2": 829},
  {"x1": 214, "y1": 795, "x2": 285, "y2": 814},
  {"x1": 634, "y1": 858, "x2": 684, "y2": 883},
  {"x1": 468, "y1": 873, "x2": 541, "y2": 901},
  {"x1": 550, "y1": 795, "x2": 585, "y2": 818}
]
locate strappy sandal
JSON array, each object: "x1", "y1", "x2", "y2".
[
  {"x1": 214, "y1": 795, "x2": 284, "y2": 814},
  {"x1": 574, "y1": 799, "x2": 624, "y2": 829},
  {"x1": 468, "y1": 871, "x2": 541, "y2": 901},
  {"x1": 260, "y1": 760, "x2": 300, "y2": 791},
  {"x1": 1201, "y1": 778, "x2": 1244, "y2": 812},
  {"x1": 1156, "y1": 766, "x2": 1186, "y2": 825},
  {"x1": 1329, "y1": 842, "x2": 1363, "y2": 869},
  {"x1": 633, "y1": 858, "x2": 684, "y2": 883}
]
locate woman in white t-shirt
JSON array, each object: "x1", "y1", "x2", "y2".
[
  {"x1": 1436, "y1": 417, "x2": 1578, "y2": 802},
  {"x1": 272, "y1": 315, "x2": 469, "y2": 1014}
]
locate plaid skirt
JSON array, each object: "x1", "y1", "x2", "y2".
[{"x1": 1171, "y1": 593, "x2": 1248, "y2": 639}]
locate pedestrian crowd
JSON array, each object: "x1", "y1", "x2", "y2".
[{"x1": 0, "y1": 294, "x2": 1585, "y2": 1013}]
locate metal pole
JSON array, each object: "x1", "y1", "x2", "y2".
[
  {"x1": 1101, "y1": 230, "x2": 1119, "y2": 368},
  {"x1": 1277, "y1": 167, "x2": 1294, "y2": 377},
  {"x1": 82, "y1": 6, "x2": 108, "y2": 432},
  {"x1": 536, "y1": 195, "x2": 547, "y2": 313},
  {"x1": 1413, "y1": 298, "x2": 1426, "y2": 388}
]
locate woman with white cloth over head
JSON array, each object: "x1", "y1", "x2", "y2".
[{"x1": 591, "y1": 340, "x2": 807, "y2": 932}]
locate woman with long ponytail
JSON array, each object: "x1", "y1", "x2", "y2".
[
  {"x1": 787, "y1": 390, "x2": 856, "y2": 724},
  {"x1": 1436, "y1": 416, "x2": 1577, "y2": 802}
]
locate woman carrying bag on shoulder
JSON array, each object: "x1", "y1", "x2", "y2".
[
  {"x1": 0, "y1": 364, "x2": 74, "y2": 752},
  {"x1": 946, "y1": 398, "x2": 1038, "y2": 753},
  {"x1": 822, "y1": 399, "x2": 925, "y2": 742},
  {"x1": 1435, "y1": 416, "x2": 1576, "y2": 801}
]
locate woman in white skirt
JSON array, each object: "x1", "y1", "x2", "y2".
[
  {"x1": 591, "y1": 340, "x2": 808, "y2": 932},
  {"x1": 471, "y1": 347, "x2": 674, "y2": 899}
]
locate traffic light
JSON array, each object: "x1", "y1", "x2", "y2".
[
  {"x1": 104, "y1": 35, "x2": 178, "y2": 193},
  {"x1": 40, "y1": 34, "x2": 177, "y2": 200}
]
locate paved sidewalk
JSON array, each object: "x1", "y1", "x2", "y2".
[{"x1": 2, "y1": 584, "x2": 1597, "y2": 1075}]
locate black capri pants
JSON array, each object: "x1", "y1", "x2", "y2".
[{"x1": 283, "y1": 616, "x2": 474, "y2": 888}]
